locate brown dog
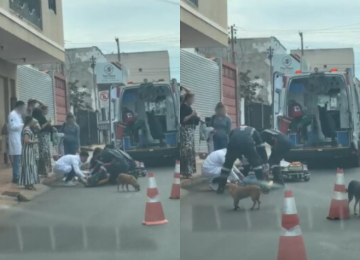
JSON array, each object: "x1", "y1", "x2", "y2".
[
  {"x1": 227, "y1": 183, "x2": 261, "y2": 211},
  {"x1": 117, "y1": 173, "x2": 140, "y2": 192}
]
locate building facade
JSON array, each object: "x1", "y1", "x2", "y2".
[
  {"x1": 180, "y1": 0, "x2": 228, "y2": 47},
  {"x1": 106, "y1": 51, "x2": 170, "y2": 83},
  {"x1": 0, "y1": 0, "x2": 65, "y2": 168},
  {"x1": 181, "y1": 49, "x2": 221, "y2": 153},
  {"x1": 199, "y1": 37, "x2": 287, "y2": 105},
  {"x1": 65, "y1": 47, "x2": 108, "y2": 112},
  {"x1": 291, "y1": 48, "x2": 355, "y2": 73}
]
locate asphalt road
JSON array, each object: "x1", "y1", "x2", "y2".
[
  {"x1": 0, "y1": 166, "x2": 180, "y2": 260},
  {"x1": 181, "y1": 163, "x2": 360, "y2": 260}
]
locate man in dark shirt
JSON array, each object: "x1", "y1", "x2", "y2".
[
  {"x1": 260, "y1": 129, "x2": 293, "y2": 186},
  {"x1": 214, "y1": 125, "x2": 269, "y2": 194},
  {"x1": 101, "y1": 145, "x2": 129, "y2": 184}
]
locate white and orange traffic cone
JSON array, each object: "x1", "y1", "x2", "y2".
[
  {"x1": 278, "y1": 190, "x2": 308, "y2": 260},
  {"x1": 281, "y1": 190, "x2": 299, "y2": 230},
  {"x1": 278, "y1": 225, "x2": 308, "y2": 260},
  {"x1": 169, "y1": 161, "x2": 180, "y2": 199},
  {"x1": 327, "y1": 168, "x2": 350, "y2": 220},
  {"x1": 143, "y1": 173, "x2": 168, "y2": 226}
]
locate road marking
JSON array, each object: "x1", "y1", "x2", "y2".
[
  {"x1": 275, "y1": 207, "x2": 282, "y2": 228},
  {"x1": 339, "y1": 219, "x2": 345, "y2": 230},
  {"x1": 82, "y1": 225, "x2": 88, "y2": 250},
  {"x1": 16, "y1": 226, "x2": 24, "y2": 252},
  {"x1": 214, "y1": 206, "x2": 221, "y2": 230},
  {"x1": 49, "y1": 226, "x2": 56, "y2": 251},
  {"x1": 245, "y1": 210, "x2": 252, "y2": 229},
  {"x1": 307, "y1": 206, "x2": 313, "y2": 230},
  {"x1": 115, "y1": 227, "x2": 120, "y2": 249}
]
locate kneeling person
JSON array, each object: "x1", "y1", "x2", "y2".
[
  {"x1": 260, "y1": 129, "x2": 293, "y2": 186},
  {"x1": 216, "y1": 126, "x2": 269, "y2": 194},
  {"x1": 54, "y1": 151, "x2": 89, "y2": 186},
  {"x1": 202, "y1": 149, "x2": 243, "y2": 191}
]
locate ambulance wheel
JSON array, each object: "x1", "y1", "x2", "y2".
[{"x1": 304, "y1": 176, "x2": 310, "y2": 182}]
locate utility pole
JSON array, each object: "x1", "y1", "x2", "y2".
[
  {"x1": 299, "y1": 32, "x2": 304, "y2": 70},
  {"x1": 268, "y1": 46, "x2": 274, "y2": 128},
  {"x1": 115, "y1": 37, "x2": 121, "y2": 62},
  {"x1": 229, "y1": 25, "x2": 237, "y2": 64},
  {"x1": 90, "y1": 56, "x2": 98, "y2": 110}
]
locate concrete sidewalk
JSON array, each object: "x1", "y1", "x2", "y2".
[{"x1": 0, "y1": 167, "x2": 52, "y2": 205}]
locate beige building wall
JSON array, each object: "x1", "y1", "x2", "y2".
[
  {"x1": 0, "y1": 0, "x2": 65, "y2": 63},
  {"x1": 291, "y1": 48, "x2": 355, "y2": 73},
  {"x1": 180, "y1": 0, "x2": 228, "y2": 47},
  {"x1": 0, "y1": 0, "x2": 65, "y2": 167},
  {"x1": 106, "y1": 51, "x2": 171, "y2": 83}
]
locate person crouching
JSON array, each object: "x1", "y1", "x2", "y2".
[
  {"x1": 202, "y1": 148, "x2": 243, "y2": 191},
  {"x1": 53, "y1": 151, "x2": 89, "y2": 186}
]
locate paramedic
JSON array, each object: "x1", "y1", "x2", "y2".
[
  {"x1": 202, "y1": 148, "x2": 243, "y2": 191},
  {"x1": 214, "y1": 125, "x2": 269, "y2": 194},
  {"x1": 53, "y1": 151, "x2": 89, "y2": 186},
  {"x1": 260, "y1": 129, "x2": 293, "y2": 186}
]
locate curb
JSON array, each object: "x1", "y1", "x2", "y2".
[{"x1": 180, "y1": 175, "x2": 208, "y2": 191}]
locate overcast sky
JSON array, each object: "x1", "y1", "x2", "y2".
[
  {"x1": 62, "y1": 0, "x2": 180, "y2": 80},
  {"x1": 228, "y1": 0, "x2": 360, "y2": 76}
]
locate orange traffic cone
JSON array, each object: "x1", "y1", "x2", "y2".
[
  {"x1": 327, "y1": 168, "x2": 350, "y2": 220},
  {"x1": 278, "y1": 190, "x2": 308, "y2": 260},
  {"x1": 282, "y1": 190, "x2": 299, "y2": 230},
  {"x1": 143, "y1": 172, "x2": 168, "y2": 226},
  {"x1": 170, "y1": 161, "x2": 181, "y2": 199},
  {"x1": 278, "y1": 226, "x2": 308, "y2": 260}
]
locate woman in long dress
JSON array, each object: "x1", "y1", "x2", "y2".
[
  {"x1": 19, "y1": 116, "x2": 40, "y2": 190},
  {"x1": 32, "y1": 106, "x2": 53, "y2": 177},
  {"x1": 180, "y1": 92, "x2": 200, "y2": 178}
]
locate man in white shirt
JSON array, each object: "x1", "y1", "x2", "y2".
[
  {"x1": 53, "y1": 151, "x2": 89, "y2": 186},
  {"x1": 8, "y1": 101, "x2": 25, "y2": 184},
  {"x1": 202, "y1": 149, "x2": 243, "y2": 191}
]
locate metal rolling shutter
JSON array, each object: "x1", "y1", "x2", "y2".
[
  {"x1": 17, "y1": 65, "x2": 56, "y2": 155},
  {"x1": 17, "y1": 65, "x2": 55, "y2": 122},
  {"x1": 180, "y1": 50, "x2": 221, "y2": 153}
]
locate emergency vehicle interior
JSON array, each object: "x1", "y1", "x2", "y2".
[
  {"x1": 120, "y1": 83, "x2": 177, "y2": 149},
  {"x1": 286, "y1": 74, "x2": 350, "y2": 148}
]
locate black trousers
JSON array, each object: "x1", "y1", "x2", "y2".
[
  {"x1": 65, "y1": 166, "x2": 76, "y2": 182},
  {"x1": 222, "y1": 141, "x2": 264, "y2": 180}
]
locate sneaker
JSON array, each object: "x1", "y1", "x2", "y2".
[
  {"x1": 209, "y1": 182, "x2": 219, "y2": 191},
  {"x1": 64, "y1": 181, "x2": 76, "y2": 187}
]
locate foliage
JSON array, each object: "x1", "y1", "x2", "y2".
[
  {"x1": 239, "y1": 70, "x2": 265, "y2": 105},
  {"x1": 68, "y1": 80, "x2": 93, "y2": 116}
]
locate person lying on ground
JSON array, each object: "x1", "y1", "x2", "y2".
[{"x1": 53, "y1": 151, "x2": 89, "y2": 187}]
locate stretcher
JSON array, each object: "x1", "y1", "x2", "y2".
[{"x1": 268, "y1": 161, "x2": 310, "y2": 182}]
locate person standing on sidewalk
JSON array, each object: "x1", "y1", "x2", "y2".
[
  {"x1": 180, "y1": 92, "x2": 200, "y2": 179},
  {"x1": 8, "y1": 101, "x2": 25, "y2": 184},
  {"x1": 32, "y1": 106, "x2": 54, "y2": 177},
  {"x1": 210, "y1": 102, "x2": 232, "y2": 151},
  {"x1": 19, "y1": 116, "x2": 40, "y2": 190},
  {"x1": 60, "y1": 113, "x2": 80, "y2": 155}
]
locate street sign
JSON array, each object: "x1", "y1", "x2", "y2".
[
  {"x1": 99, "y1": 91, "x2": 109, "y2": 108},
  {"x1": 95, "y1": 62, "x2": 128, "y2": 84}
]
